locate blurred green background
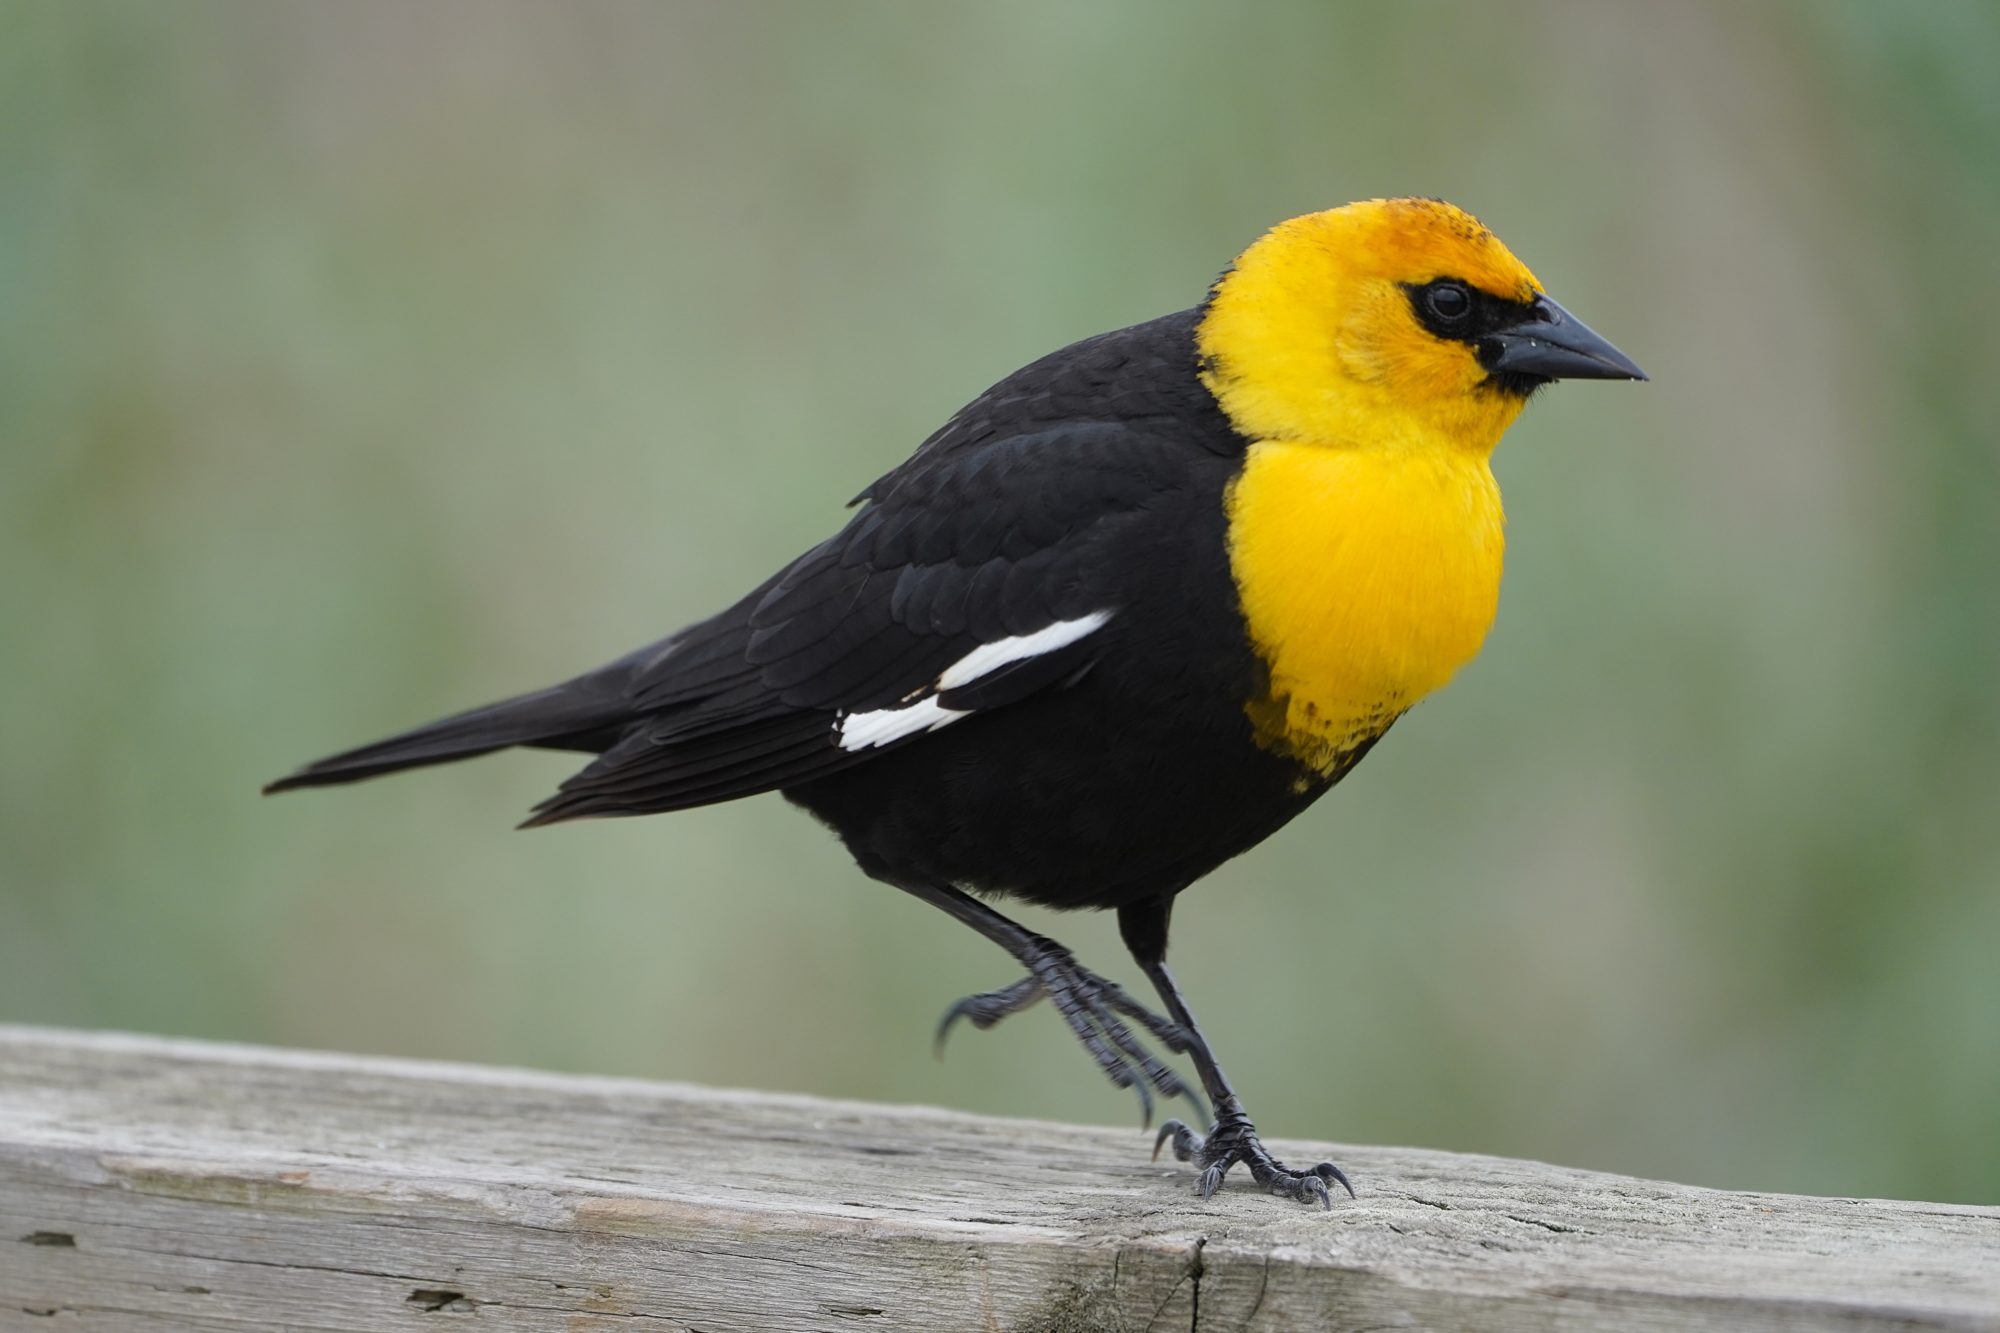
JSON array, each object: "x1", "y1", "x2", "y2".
[{"x1": 4, "y1": 1, "x2": 1997, "y2": 1205}]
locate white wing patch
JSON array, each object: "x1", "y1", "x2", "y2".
[
  {"x1": 835, "y1": 610, "x2": 1115, "y2": 753},
  {"x1": 836, "y1": 696, "x2": 971, "y2": 751},
  {"x1": 935, "y1": 611, "x2": 1115, "y2": 689}
]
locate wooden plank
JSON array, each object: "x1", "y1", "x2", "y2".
[{"x1": 1, "y1": 1025, "x2": 1995, "y2": 1332}]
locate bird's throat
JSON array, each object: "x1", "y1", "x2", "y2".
[{"x1": 1225, "y1": 441, "x2": 1505, "y2": 775}]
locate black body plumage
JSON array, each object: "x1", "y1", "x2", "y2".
[{"x1": 270, "y1": 310, "x2": 1333, "y2": 912}]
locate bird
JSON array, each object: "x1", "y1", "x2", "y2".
[{"x1": 266, "y1": 196, "x2": 1646, "y2": 1208}]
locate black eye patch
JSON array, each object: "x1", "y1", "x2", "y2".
[{"x1": 1402, "y1": 278, "x2": 1540, "y2": 345}]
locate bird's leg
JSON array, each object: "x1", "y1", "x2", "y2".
[
  {"x1": 887, "y1": 877, "x2": 1196, "y2": 1123},
  {"x1": 936, "y1": 968, "x2": 1192, "y2": 1056},
  {"x1": 1119, "y1": 897, "x2": 1354, "y2": 1208}
]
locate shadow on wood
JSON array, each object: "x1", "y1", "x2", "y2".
[{"x1": 2, "y1": 1026, "x2": 1996, "y2": 1331}]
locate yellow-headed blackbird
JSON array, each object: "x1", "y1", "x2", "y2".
[{"x1": 268, "y1": 197, "x2": 1645, "y2": 1207}]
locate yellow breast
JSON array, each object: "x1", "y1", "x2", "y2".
[{"x1": 1226, "y1": 440, "x2": 1505, "y2": 775}]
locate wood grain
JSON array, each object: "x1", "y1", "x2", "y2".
[{"x1": 2, "y1": 1025, "x2": 1995, "y2": 1331}]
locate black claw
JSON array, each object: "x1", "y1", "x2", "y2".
[
  {"x1": 1152, "y1": 1107, "x2": 1353, "y2": 1208},
  {"x1": 1129, "y1": 1068, "x2": 1155, "y2": 1128},
  {"x1": 932, "y1": 1001, "x2": 972, "y2": 1058},
  {"x1": 1315, "y1": 1160, "x2": 1356, "y2": 1200}
]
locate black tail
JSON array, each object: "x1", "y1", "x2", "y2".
[{"x1": 263, "y1": 672, "x2": 635, "y2": 795}]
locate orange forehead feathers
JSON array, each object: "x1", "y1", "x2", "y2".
[{"x1": 1249, "y1": 198, "x2": 1542, "y2": 304}]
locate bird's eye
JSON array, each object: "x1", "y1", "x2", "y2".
[{"x1": 1426, "y1": 282, "x2": 1471, "y2": 323}]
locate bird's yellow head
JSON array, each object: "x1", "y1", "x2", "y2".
[{"x1": 1198, "y1": 197, "x2": 1644, "y2": 455}]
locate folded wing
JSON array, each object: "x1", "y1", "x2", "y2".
[{"x1": 517, "y1": 421, "x2": 1177, "y2": 826}]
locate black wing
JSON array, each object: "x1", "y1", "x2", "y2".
[
  {"x1": 522, "y1": 426, "x2": 1179, "y2": 823},
  {"x1": 520, "y1": 309, "x2": 1236, "y2": 825}
]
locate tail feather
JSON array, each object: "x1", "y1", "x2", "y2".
[{"x1": 262, "y1": 674, "x2": 634, "y2": 795}]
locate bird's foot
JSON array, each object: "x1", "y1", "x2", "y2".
[
  {"x1": 935, "y1": 943, "x2": 1200, "y2": 1126},
  {"x1": 1153, "y1": 1098, "x2": 1353, "y2": 1209}
]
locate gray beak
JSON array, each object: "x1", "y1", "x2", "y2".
[{"x1": 1479, "y1": 295, "x2": 1647, "y2": 382}]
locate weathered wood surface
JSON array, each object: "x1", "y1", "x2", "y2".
[{"x1": 1, "y1": 1026, "x2": 1996, "y2": 1332}]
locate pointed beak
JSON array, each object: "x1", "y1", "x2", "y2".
[{"x1": 1479, "y1": 294, "x2": 1647, "y2": 383}]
